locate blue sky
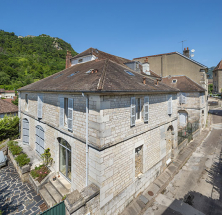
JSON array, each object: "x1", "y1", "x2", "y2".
[{"x1": 0, "y1": 0, "x2": 221, "y2": 67}]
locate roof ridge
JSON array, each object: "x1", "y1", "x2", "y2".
[{"x1": 97, "y1": 59, "x2": 109, "y2": 90}]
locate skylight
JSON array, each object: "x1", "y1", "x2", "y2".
[
  {"x1": 125, "y1": 70, "x2": 135, "y2": 76},
  {"x1": 68, "y1": 71, "x2": 80, "y2": 77},
  {"x1": 53, "y1": 73, "x2": 63, "y2": 79},
  {"x1": 172, "y1": 79, "x2": 177, "y2": 83},
  {"x1": 86, "y1": 69, "x2": 94, "y2": 74}
]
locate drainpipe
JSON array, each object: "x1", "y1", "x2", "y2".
[{"x1": 82, "y1": 93, "x2": 89, "y2": 186}]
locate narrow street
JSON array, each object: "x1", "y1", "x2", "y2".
[{"x1": 144, "y1": 107, "x2": 222, "y2": 215}]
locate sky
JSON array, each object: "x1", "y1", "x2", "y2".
[{"x1": 0, "y1": 0, "x2": 221, "y2": 68}]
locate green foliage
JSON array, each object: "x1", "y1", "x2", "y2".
[
  {"x1": 41, "y1": 148, "x2": 54, "y2": 166},
  {"x1": 208, "y1": 83, "x2": 213, "y2": 93},
  {"x1": 0, "y1": 115, "x2": 19, "y2": 141},
  {"x1": 8, "y1": 140, "x2": 22, "y2": 155},
  {"x1": 15, "y1": 153, "x2": 30, "y2": 167},
  {"x1": 0, "y1": 30, "x2": 77, "y2": 89},
  {"x1": 12, "y1": 97, "x2": 18, "y2": 106},
  {"x1": 0, "y1": 209, "x2": 2, "y2": 215},
  {"x1": 30, "y1": 164, "x2": 50, "y2": 182},
  {"x1": 62, "y1": 195, "x2": 66, "y2": 201}
]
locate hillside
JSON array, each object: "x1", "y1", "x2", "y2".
[{"x1": 0, "y1": 30, "x2": 77, "y2": 90}]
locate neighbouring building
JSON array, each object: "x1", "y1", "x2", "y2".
[
  {"x1": 0, "y1": 89, "x2": 16, "y2": 98},
  {"x1": 18, "y1": 48, "x2": 182, "y2": 214},
  {"x1": 0, "y1": 99, "x2": 18, "y2": 119},
  {"x1": 133, "y1": 48, "x2": 208, "y2": 91},
  {"x1": 212, "y1": 60, "x2": 222, "y2": 93},
  {"x1": 162, "y1": 76, "x2": 207, "y2": 129}
]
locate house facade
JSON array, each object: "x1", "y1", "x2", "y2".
[
  {"x1": 212, "y1": 60, "x2": 222, "y2": 93},
  {"x1": 162, "y1": 76, "x2": 207, "y2": 130},
  {"x1": 18, "y1": 48, "x2": 181, "y2": 214},
  {"x1": 0, "y1": 89, "x2": 16, "y2": 98},
  {"x1": 133, "y1": 48, "x2": 208, "y2": 91}
]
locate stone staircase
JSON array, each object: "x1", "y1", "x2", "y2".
[{"x1": 39, "y1": 176, "x2": 71, "y2": 207}]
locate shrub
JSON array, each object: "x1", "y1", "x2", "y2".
[
  {"x1": 15, "y1": 153, "x2": 30, "y2": 167},
  {"x1": 8, "y1": 141, "x2": 22, "y2": 155},
  {"x1": 30, "y1": 164, "x2": 50, "y2": 183},
  {"x1": 41, "y1": 148, "x2": 53, "y2": 166}
]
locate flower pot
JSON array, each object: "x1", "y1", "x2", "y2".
[{"x1": 53, "y1": 177, "x2": 56, "y2": 181}]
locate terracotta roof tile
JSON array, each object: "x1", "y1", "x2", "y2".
[
  {"x1": 0, "y1": 99, "x2": 18, "y2": 114},
  {"x1": 18, "y1": 59, "x2": 178, "y2": 93},
  {"x1": 161, "y1": 76, "x2": 205, "y2": 92},
  {"x1": 213, "y1": 60, "x2": 222, "y2": 71}
]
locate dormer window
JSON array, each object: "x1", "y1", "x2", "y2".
[
  {"x1": 78, "y1": 59, "x2": 83, "y2": 63},
  {"x1": 172, "y1": 79, "x2": 177, "y2": 83}
]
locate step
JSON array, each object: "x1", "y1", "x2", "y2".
[
  {"x1": 39, "y1": 187, "x2": 56, "y2": 208},
  {"x1": 50, "y1": 179, "x2": 69, "y2": 197},
  {"x1": 57, "y1": 175, "x2": 71, "y2": 191},
  {"x1": 45, "y1": 183, "x2": 62, "y2": 203}
]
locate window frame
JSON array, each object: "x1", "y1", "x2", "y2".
[{"x1": 136, "y1": 97, "x2": 142, "y2": 121}]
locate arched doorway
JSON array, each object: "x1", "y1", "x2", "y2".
[
  {"x1": 179, "y1": 111, "x2": 188, "y2": 128},
  {"x1": 58, "y1": 138, "x2": 71, "y2": 181},
  {"x1": 36, "y1": 125, "x2": 44, "y2": 155},
  {"x1": 22, "y1": 118, "x2": 29, "y2": 145},
  {"x1": 166, "y1": 125, "x2": 174, "y2": 160}
]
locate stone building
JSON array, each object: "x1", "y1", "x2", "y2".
[
  {"x1": 133, "y1": 48, "x2": 208, "y2": 90},
  {"x1": 0, "y1": 99, "x2": 18, "y2": 119},
  {"x1": 18, "y1": 48, "x2": 181, "y2": 214},
  {"x1": 162, "y1": 76, "x2": 207, "y2": 129},
  {"x1": 212, "y1": 60, "x2": 222, "y2": 93}
]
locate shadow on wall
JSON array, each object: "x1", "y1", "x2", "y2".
[{"x1": 209, "y1": 109, "x2": 222, "y2": 117}]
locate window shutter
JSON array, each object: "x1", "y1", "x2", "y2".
[
  {"x1": 59, "y1": 97, "x2": 64, "y2": 127},
  {"x1": 68, "y1": 98, "x2": 73, "y2": 131},
  {"x1": 179, "y1": 93, "x2": 182, "y2": 104},
  {"x1": 144, "y1": 96, "x2": 149, "y2": 123},
  {"x1": 37, "y1": 94, "x2": 43, "y2": 119},
  {"x1": 131, "y1": 97, "x2": 136, "y2": 126},
  {"x1": 182, "y1": 93, "x2": 186, "y2": 104},
  {"x1": 167, "y1": 95, "x2": 172, "y2": 115}
]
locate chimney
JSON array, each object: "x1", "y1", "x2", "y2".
[
  {"x1": 66, "y1": 50, "x2": 72, "y2": 69},
  {"x1": 142, "y1": 57, "x2": 150, "y2": 75},
  {"x1": 155, "y1": 78, "x2": 162, "y2": 86},
  {"x1": 183, "y1": 47, "x2": 190, "y2": 58},
  {"x1": 143, "y1": 77, "x2": 146, "y2": 84}
]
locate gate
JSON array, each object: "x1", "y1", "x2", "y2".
[
  {"x1": 40, "y1": 201, "x2": 65, "y2": 215},
  {"x1": 178, "y1": 120, "x2": 199, "y2": 145}
]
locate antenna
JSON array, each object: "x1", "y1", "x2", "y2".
[{"x1": 179, "y1": 40, "x2": 187, "y2": 53}]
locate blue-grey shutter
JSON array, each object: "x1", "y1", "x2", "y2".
[
  {"x1": 36, "y1": 126, "x2": 39, "y2": 153},
  {"x1": 131, "y1": 97, "x2": 136, "y2": 126},
  {"x1": 178, "y1": 93, "x2": 182, "y2": 104},
  {"x1": 144, "y1": 96, "x2": 149, "y2": 123},
  {"x1": 182, "y1": 93, "x2": 186, "y2": 104},
  {"x1": 59, "y1": 97, "x2": 64, "y2": 127},
  {"x1": 68, "y1": 98, "x2": 73, "y2": 131},
  {"x1": 40, "y1": 128, "x2": 44, "y2": 154},
  {"x1": 37, "y1": 94, "x2": 43, "y2": 119},
  {"x1": 167, "y1": 95, "x2": 172, "y2": 115}
]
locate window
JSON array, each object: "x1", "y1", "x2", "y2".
[
  {"x1": 36, "y1": 125, "x2": 44, "y2": 155},
  {"x1": 25, "y1": 94, "x2": 28, "y2": 111},
  {"x1": 136, "y1": 98, "x2": 141, "y2": 120},
  {"x1": 135, "y1": 145, "x2": 143, "y2": 177},
  {"x1": 125, "y1": 70, "x2": 135, "y2": 76},
  {"x1": 60, "y1": 97, "x2": 73, "y2": 131},
  {"x1": 215, "y1": 73, "x2": 217, "y2": 77},
  {"x1": 179, "y1": 93, "x2": 186, "y2": 104},
  {"x1": 78, "y1": 59, "x2": 83, "y2": 63},
  {"x1": 144, "y1": 96, "x2": 149, "y2": 123},
  {"x1": 172, "y1": 79, "x2": 177, "y2": 83}
]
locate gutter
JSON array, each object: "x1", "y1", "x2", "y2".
[{"x1": 82, "y1": 92, "x2": 89, "y2": 186}]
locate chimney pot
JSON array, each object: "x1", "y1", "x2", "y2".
[
  {"x1": 144, "y1": 57, "x2": 148, "y2": 63},
  {"x1": 184, "y1": 48, "x2": 186, "y2": 51},
  {"x1": 66, "y1": 50, "x2": 72, "y2": 69},
  {"x1": 143, "y1": 77, "x2": 146, "y2": 85},
  {"x1": 187, "y1": 47, "x2": 189, "y2": 50}
]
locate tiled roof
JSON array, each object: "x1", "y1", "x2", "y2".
[
  {"x1": 0, "y1": 99, "x2": 18, "y2": 114},
  {"x1": 134, "y1": 52, "x2": 177, "y2": 59},
  {"x1": 149, "y1": 70, "x2": 161, "y2": 78},
  {"x1": 71, "y1": 48, "x2": 130, "y2": 66},
  {"x1": 213, "y1": 60, "x2": 222, "y2": 71},
  {"x1": 161, "y1": 76, "x2": 205, "y2": 92},
  {"x1": 0, "y1": 89, "x2": 5, "y2": 93},
  {"x1": 5, "y1": 90, "x2": 15, "y2": 93},
  {"x1": 4, "y1": 98, "x2": 16, "y2": 104},
  {"x1": 18, "y1": 59, "x2": 178, "y2": 93}
]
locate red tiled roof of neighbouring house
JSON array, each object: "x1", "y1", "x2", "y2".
[
  {"x1": 162, "y1": 76, "x2": 206, "y2": 92},
  {"x1": 4, "y1": 97, "x2": 16, "y2": 104},
  {"x1": 5, "y1": 90, "x2": 15, "y2": 93},
  {"x1": 0, "y1": 99, "x2": 18, "y2": 114},
  {"x1": 71, "y1": 48, "x2": 130, "y2": 66},
  {"x1": 18, "y1": 59, "x2": 179, "y2": 93},
  {"x1": 0, "y1": 89, "x2": 5, "y2": 93},
  {"x1": 213, "y1": 60, "x2": 222, "y2": 71},
  {"x1": 134, "y1": 52, "x2": 177, "y2": 59}
]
